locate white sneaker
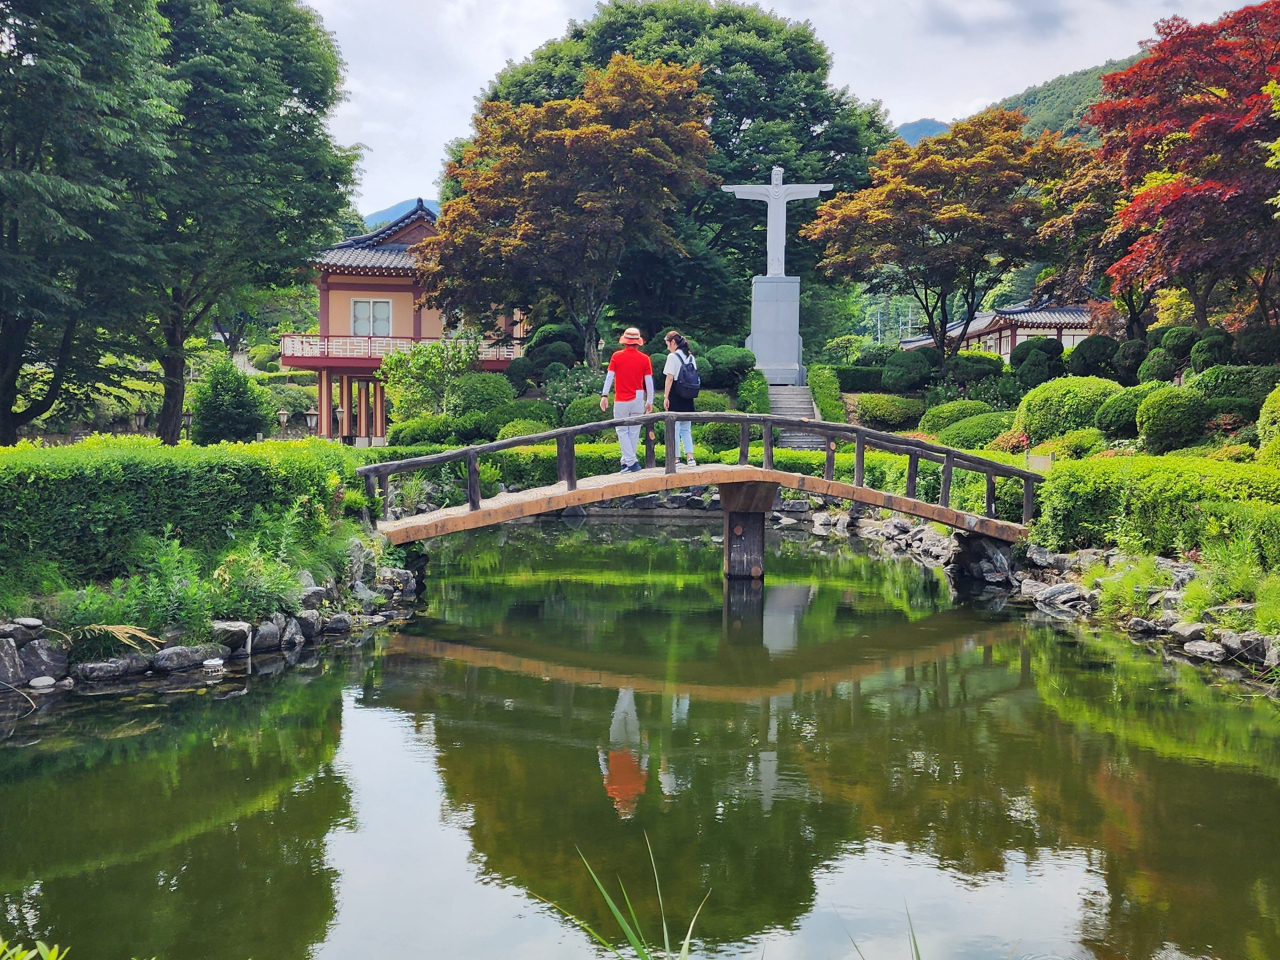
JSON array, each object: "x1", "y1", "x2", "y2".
[{"x1": 686, "y1": 457, "x2": 697, "y2": 467}]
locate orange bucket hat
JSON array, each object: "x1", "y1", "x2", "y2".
[{"x1": 619, "y1": 327, "x2": 644, "y2": 345}]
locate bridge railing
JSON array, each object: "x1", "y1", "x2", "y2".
[{"x1": 354, "y1": 412, "x2": 1045, "y2": 524}]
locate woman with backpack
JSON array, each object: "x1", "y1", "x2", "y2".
[{"x1": 661, "y1": 330, "x2": 700, "y2": 467}]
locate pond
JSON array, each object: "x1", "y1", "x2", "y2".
[{"x1": 3, "y1": 522, "x2": 1280, "y2": 960}]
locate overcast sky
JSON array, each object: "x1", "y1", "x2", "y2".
[{"x1": 306, "y1": 0, "x2": 1234, "y2": 215}]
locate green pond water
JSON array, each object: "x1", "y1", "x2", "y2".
[{"x1": 3, "y1": 522, "x2": 1280, "y2": 960}]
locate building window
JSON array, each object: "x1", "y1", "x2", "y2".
[{"x1": 352, "y1": 299, "x2": 391, "y2": 336}]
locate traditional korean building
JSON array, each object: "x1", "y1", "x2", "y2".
[
  {"x1": 281, "y1": 199, "x2": 523, "y2": 445},
  {"x1": 899, "y1": 300, "x2": 1094, "y2": 360}
]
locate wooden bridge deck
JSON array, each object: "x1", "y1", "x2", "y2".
[{"x1": 377, "y1": 463, "x2": 1029, "y2": 544}]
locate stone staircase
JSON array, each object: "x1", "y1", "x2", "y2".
[{"x1": 767, "y1": 385, "x2": 825, "y2": 450}]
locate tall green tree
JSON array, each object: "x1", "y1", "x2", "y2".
[
  {"x1": 141, "y1": 0, "x2": 357, "y2": 444},
  {"x1": 475, "y1": 0, "x2": 892, "y2": 343},
  {"x1": 0, "y1": 0, "x2": 174, "y2": 445}
]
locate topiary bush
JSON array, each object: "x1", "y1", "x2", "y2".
[
  {"x1": 1183, "y1": 365, "x2": 1280, "y2": 408},
  {"x1": 1259, "y1": 383, "x2": 1280, "y2": 446},
  {"x1": 247, "y1": 344, "x2": 280, "y2": 371},
  {"x1": 1094, "y1": 381, "x2": 1167, "y2": 440},
  {"x1": 497, "y1": 418, "x2": 553, "y2": 441},
  {"x1": 190, "y1": 358, "x2": 276, "y2": 444},
  {"x1": 854, "y1": 394, "x2": 925, "y2": 430},
  {"x1": 936, "y1": 411, "x2": 1014, "y2": 449},
  {"x1": 1014, "y1": 349, "x2": 1066, "y2": 388},
  {"x1": 1030, "y1": 427, "x2": 1107, "y2": 461},
  {"x1": 948, "y1": 351, "x2": 1004, "y2": 384},
  {"x1": 1190, "y1": 336, "x2": 1234, "y2": 373},
  {"x1": 702, "y1": 346, "x2": 756, "y2": 390},
  {"x1": 562, "y1": 395, "x2": 610, "y2": 428},
  {"x1": 1111, "y1": 339, "x2": 1148, "y2": 385},
  {"x1": 808, "y1": 365, "x2": 846, "y2": 422},
  {"x1": 530, "y1": 340, "x2": 578, "y2": 373},
  {"x1": 697, "y1": 421, "x2": 743, "y2": 452},
  {"x1": 442, "y1": 372, "x2": 516, "y2": 418},
  {"x1": 387, "y1": 414, "x2": 454, "y2": 446},
  {"x1": 1010, "y1": 336, "x2": 1064, "y2": 368},
  {"x1": 881, "y1": 350, "x2": 933, "y2": 393},
  {"x1": 1136, "y1": 386, "x2": 1209, "y2": 454},
  {"x1": 1137, "y1": 347, "x2": 1177, "y2": 383},
  {"x1": 1158, "y1": 325, "x2": 1198, "y2": 360},
  {"x1": 1235, "y1": 325, "x2": 1280, "y2": 366},
  {"x1": 918, "y1": 399, "x2": 994, "y2": 435},
  {"x1": 1013, "y1": 376, "x2": 1123, "y2": 445},
  {"x1": 693, "y1": 390, "x2": 730, "y2": 412},
  {"x1": 833, "y1": 366, "x2": 884, "y2": 392},
  {"x1": 503, "y1": 357, "x2": 535, "y2": 394},
  {"x1": 735, "y1": 371, "x2": 770, "y2": 414},
  {"x1": 1065, "y1": 335, "x2": 1120, "y2": 378}
]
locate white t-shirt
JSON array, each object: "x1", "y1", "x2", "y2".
[{"x1": 662, "y1": 350, "x2": 697, "y2": 379}]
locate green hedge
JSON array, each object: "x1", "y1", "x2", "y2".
[
  {"x1": 833, "y1": 366, "x2": 884, "y2": 392},
  {"x1": 918, "y1": 399, "x2": 993, "y2": 435},
  {"x1": 0, "y1": 439, "x2": 358, "y2": 581},
  {"x1": 1183, "y1": 365, "x2": 1280, "y2": 408},
  {"x1": 1136, "y1": 385, "x2": 1208, "y2": 454},
  {"x1": 736, "y1": 371, "x2": 770, "y2": 414},
  {"x1": 808, "y1": 366, "x2": 846, "y2": 423},
  {"x1": 853, "y1": 394, "x2": 925, "y2": 430},
  {"x1": 1035, "y1": 455, "x2": 1280, "y2": 553},
  {"x1": 253, "y1": 370, "x2": 319, "y2": 387},
  {"x1": 936, "y1": 411, "x2": 1013, "y2": 449}
]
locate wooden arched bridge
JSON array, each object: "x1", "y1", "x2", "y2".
[{"x1": 356, "y1": 412, "x2": 1043, "y2": 579}]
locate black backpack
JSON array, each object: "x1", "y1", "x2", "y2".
[{"x1": 671, "y1": 352, "x2": 701, "y2": 400}]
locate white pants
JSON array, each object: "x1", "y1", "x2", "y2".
[{"x1": 613, "y1": 396, "x2": 646, "y2": 466}]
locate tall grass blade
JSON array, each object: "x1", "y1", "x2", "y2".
[
  {"x1": 906, "y1": 905, "x2": 921, "y2": 960},
  {"x1": 678, "y1": 889, "x2": 712, "y2": 960},
  {"x1": 620, "y1": 879, "x2": 652, "y2": 956},
  {"x1": 577, "y1": 848, "x2": 652, "y2": 959},
  {"x1": 645, "y1": 833, "x2": 672, "y2": 959},
  {"x1": 529, "y1": 892, "x2": 627, "y2": 959}
]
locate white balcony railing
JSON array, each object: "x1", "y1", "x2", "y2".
[{"x1": 281, "y1": 335, "x2": 523, "y2": 361}]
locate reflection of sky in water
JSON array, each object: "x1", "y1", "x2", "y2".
[{"x1": 318, "y1": 691, "x2": 1101, "y2": 960}]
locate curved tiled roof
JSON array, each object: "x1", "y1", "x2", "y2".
[
  {"x1": 308, "y1": 198, "x2": 436, "y2": 274},
  {"x1": 899, "y1": 299, "x2": 1094, "y2": 348}
]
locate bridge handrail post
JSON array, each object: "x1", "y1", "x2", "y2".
[
  {"x1": 364, "y1": 472, "x2": 380, "y2": 522},
  {"x1": 1022, "y1": 477, "x2": 1036, "y2": 525},
  {"x1": 906, "y1": 452, "x2": 918, "y2": 500},
  {"x1": 986, "y1": 472, "x2": 997, "y2": 518},
  {"x1": 762, "y1": 419, "x2": 774, "y2": 471},
  {"x1": 664, "y1": 417, "x2": 678, "y2": 474},
  {"x1": 557, "y1": 434, "x2": 577, "y2": 491},
  {"x1": 466, "y1": 451, "x2": 481, "y2": 511},
  {"x1": 940, "y1": 453, "x2": 954, "y2": 509},
  {"x1": 853, "y1": 433, "x2": 865, "y2": 488},
  {"x1": 644, "y1": 424, "x2": 656, "y2": 470},
  {"x1": 824, "y1": 439, "x2": 836, "y2": 482},
  {"x1": 738, "y1": 423, "x2": 750, "y2": 465}
]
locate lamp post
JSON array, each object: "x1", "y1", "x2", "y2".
[
  {"x1": 181, "y1": 408, "x2": 194, "y2": 440},
  {"x1": 334, "y1": 406, "x2": 344, "y2": 438},
  {"x1": 304, "y1": 408, "x2": 319, "y2": 434},
  {"x1": 132, "y1": 408, "x2": 147, "y2": 434},
  {"x1": 276, "y1": 408, "x2": 290, "y2": 436}
]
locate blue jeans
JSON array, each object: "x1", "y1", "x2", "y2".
[{"x1": 673, "y1": 420, "x2": 694, "y2": 458}]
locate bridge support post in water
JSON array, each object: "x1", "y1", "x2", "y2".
[
  {"x1": 723, "y1": 578, "x2": 764, "y2": 644},
  {"x1": 720, "y1": 481, "x2": 779, "y2": 580}
]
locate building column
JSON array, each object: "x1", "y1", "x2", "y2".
[
  {"x1": 319, "y1": 272, "x2": 330, "y2": 337},
  {"x1": 356, "y1": 380, "x2": 371, "y2": 447},
  {"x1": 372, "y1": 381, "x2": 386, "y2": 445},
  {"x1": 318, "y1": 369, "x2": 332, "y2": 439},
  {"x1": 339, "y1": 375, "x2": 352, "y2": 440}
]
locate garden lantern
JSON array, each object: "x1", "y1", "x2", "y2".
[
  {"x1": 304, "y1": 408, "x2": 319, "y2": 432},
  {"x1": 133, "y1": 408, "x2": 147, "y2": 433},
  {"x1": 334, "y1": 406, "x2": 344, "y2": 431},
  {"x1": 277, "y1": 407, "x2": 290, "y2": 431},
  {"x1": 181, "y1": 408, "x2": 194, "y2": 437}
]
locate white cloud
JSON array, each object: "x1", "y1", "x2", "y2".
[{"x1": 308, "y1": 0, "x2": 1232, "y2": 214}]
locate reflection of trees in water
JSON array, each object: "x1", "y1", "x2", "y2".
[
  {"x1": 0, "y1": 666, "x2": 352, "y2": 960},
  {"x1": 370, "y1": 628, "x2": 1280, "y2": 959}
]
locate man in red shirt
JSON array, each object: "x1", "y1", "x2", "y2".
[{"x1": 599, "y1": 327, "x2": 654, "y2": 472}]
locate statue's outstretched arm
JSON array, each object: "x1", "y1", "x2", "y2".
[
  {"x1": 721, "y1": 185, "x2": 771, "y2": 200},
  {"x1": 781, "y1": 184, "x2": 834, "y2": 201}
]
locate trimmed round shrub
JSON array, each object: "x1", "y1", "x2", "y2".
[
  {"x1": 1112, "y1": 339, "x2": 1148, "y2": 385},
  {"x1": 1094, "y1": 381, "x2": 1167, "y2": 440},
  {"x1": 442, "y1": 372, "x2": 516, "y2": 418},
  {"x1": 1013, "y1": 375, "x2": 1123, "y2": 445},
  {"x1": 496, "y1": 418, "x2": 552, "y2": 441},
  {"x1": 501, "y1": 398, "x2": 559, "y2": 425},
  {"x1": 702, "y1": 346, "x2": 756, "y2": 390},
  {"x1": 948, "y1": 352, "x2": 1004, "y2": 384},
  {"x1": 1205, "y1": 396, "x2": 1259, "y2": 422},
  {"x1": 936, "y1": 411, "x2": 1014, "y2": 449},
  {"x1": 882, "y1": 351, "x2": 933, "y2": 393},
  {"x1": 696, "y1": 421, "x2": 741, "y2": 451},
  {"x1": 1136, "y1": 386, "x2": 1209, "y2": 454},
  {"x1": 694, "y1": 390, "x2": 731, "y2": 412},
  {"x1": 1030, "y1": 427, "x2": 1107, "y2": 461},
  {"x1": 834, "y1": 366, "x2": 884, "y2": 392},
  {"x1": 1235, "y1": 325, "x2": 1280, "y2": 366},
  {"x1": 247, "y1": 344, "x2": 280, "y2": 371},
  {"x1": 387, "y1": 414, "x2": 454, "y2": 446},
  {"x1": 262, "y1": 362, "x2": 280, "y2": 373},
  {"x1": 562, "y1": 395, "x2": 609, "y2": 427},
  {"x1": 1259, "y1": 384, "x2": 1280, "y2": 446},
  {"x1": 503, "y1": 357, "x2": 535, "y2": 394},
  {"x1": 854, "y1": 393, "x2": 925, "y2": 430},
  {"x1": 1010, "y1": 336, "x2": 1063, "y2": 367},
  {"x1": 1015, "y1": 350, "x2": 1065, "y2": 389},
  {"x1": 915, "y1": 345, "x2": 944, "y2": 368},
  {"x1": 525, "y1": 323, "x2": 580, "y2": 355},
  {"x1": 451, "y1": 409, "x2": 498, "y2": 443},
  {"x1": 1158, "y1": 325, "x2": 1198, "y2": 359},
  {"x1": 540, "y1": 361, "x2": 569, "y2": 383},
  {"x1": 1190, "y1": 336, "x2": 1234, "y2": 373},
  {"x1": 1184, "y1": 365, "x2": 1280, "y2": 407},
  {"x1": 1137, "y1": 347, "x2": 1177, "y2": 383},
  {"x1": 857, "y1": 343, "x2": 898, "y2": 366},
  {"x1": 1065, "y1": 335, "x2": 1120, "y2": 378},
  {"x1": 530, "y1": 340, "x2": 577, "y2": 373},
  {"x1": 918, "y1": 399, "x2": 993, "y2": 435},
  {"x1": 987, "y1": 428, "x2": 1030, "y2": 453}
]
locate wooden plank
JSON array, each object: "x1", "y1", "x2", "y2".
[{"x1": 378, "y1": 464, "x2": 1029, "y2": 544}]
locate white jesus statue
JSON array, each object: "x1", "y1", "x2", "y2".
[{"x1": 721, "y1": 166, "x2": 833, "y2": 277}]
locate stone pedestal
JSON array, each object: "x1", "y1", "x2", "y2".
[{"x1": 746, "y1": 276, "x2": 805, "y2": 386}]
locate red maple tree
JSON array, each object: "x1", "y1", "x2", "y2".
[{"x1": 1088, "y1": 3, "x2": 1280, "y2": 327}]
